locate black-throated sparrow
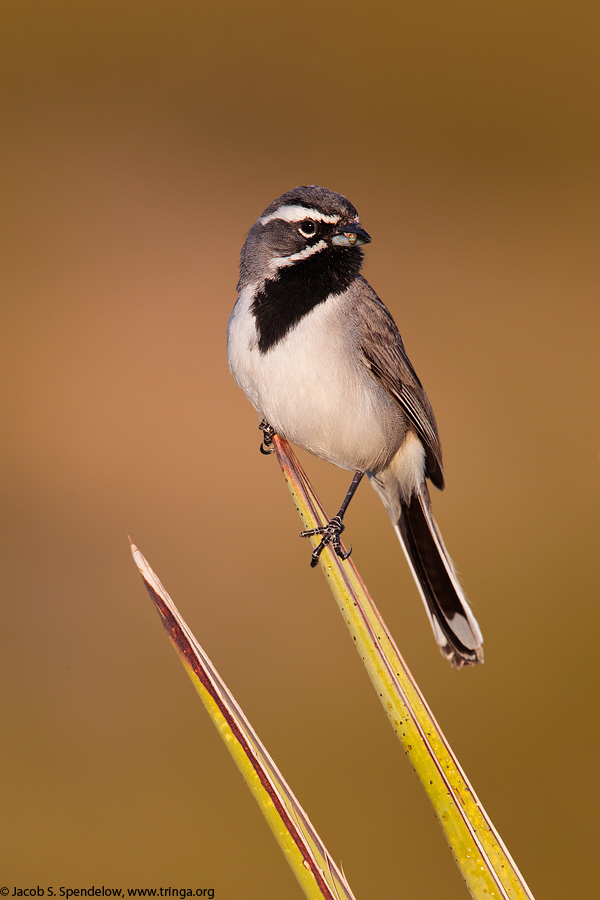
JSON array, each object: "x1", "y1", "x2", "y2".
[{"x1": 227, "y1": 186, "x2": 483, "y2": 667}]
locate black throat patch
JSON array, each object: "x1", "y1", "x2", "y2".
[{"x1": 252, "y1": 246, "x2": 363, "y2": 352}]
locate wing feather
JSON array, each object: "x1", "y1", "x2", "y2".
[{"x1": 353, "y1": 281, "x2": 445, "y2": 489}]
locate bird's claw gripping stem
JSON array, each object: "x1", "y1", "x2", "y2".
[
  {"x1": 259, "y1": 419, "x2": 276, "y2": 455},
  {"x1": 300, "y1": 515, "x2": 352, "y2": 567}
]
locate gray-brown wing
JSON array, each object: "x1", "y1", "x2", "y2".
[{"x1": 352, "y1": 284, "x2": 445, "y2": 489}]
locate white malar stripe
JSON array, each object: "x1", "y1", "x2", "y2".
[
  {"x1": 259, "y1": 205, "x2": 342, "y2": 226},
  {"x1": 268, "y1": 240, "x2": 328, "y2": 272}
]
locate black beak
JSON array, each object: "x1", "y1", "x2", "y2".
[{"x1": 331, "y1": 221, "x2": 371, "y2": 247}]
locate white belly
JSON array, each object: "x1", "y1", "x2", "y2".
[{"x1": 227, "y1": 288, "x2": 407, "y2": 472}]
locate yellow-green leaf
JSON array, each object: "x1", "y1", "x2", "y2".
[
  {"x1": 272, "y1": 436, "x2": 534, "y2": 900},
  {"x1": 130, "y1": 540, "x2": 359, "y2": 900}
]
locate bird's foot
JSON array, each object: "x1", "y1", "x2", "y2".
[
  {"x1": 259, "y1": 419, "x2": 276, "y2": 455},
  {"x1": 300, "y1": 515, "x2": 352, "y2": 568}
]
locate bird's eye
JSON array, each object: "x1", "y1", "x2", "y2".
[{"x1": 297, "y1": 220, "x2": 318, "y2": 238}]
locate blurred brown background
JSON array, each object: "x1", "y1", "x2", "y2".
[{"x1": 2, "y1": 2, "x2": 599, "y2": 898}]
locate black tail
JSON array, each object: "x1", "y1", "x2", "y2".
[{"x1": 396, "y1": 487, "x2": 483, "y2": 667}]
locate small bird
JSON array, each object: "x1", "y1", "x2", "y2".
[{"x1": 227, "y1": 186, "x2": 483, "y2": 667}]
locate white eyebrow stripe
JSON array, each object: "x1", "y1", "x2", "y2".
[
  {"x1": 268, "y1": 240, "x2": 328, "y2": 271},
  {"x1": 259, "y1": 205, "x2": 342, "y2": 226}
]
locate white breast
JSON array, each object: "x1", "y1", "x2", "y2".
[{"x1": 227, "y1": 286, "x2": 407, "y2": 473}]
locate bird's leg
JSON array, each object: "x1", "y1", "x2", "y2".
[
  {"x1": 300, "y1": 471, "x2": 365, "y2": 567},
  {"x1": 259, "y1": 418, "x2": 276, "y2": 455}
]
